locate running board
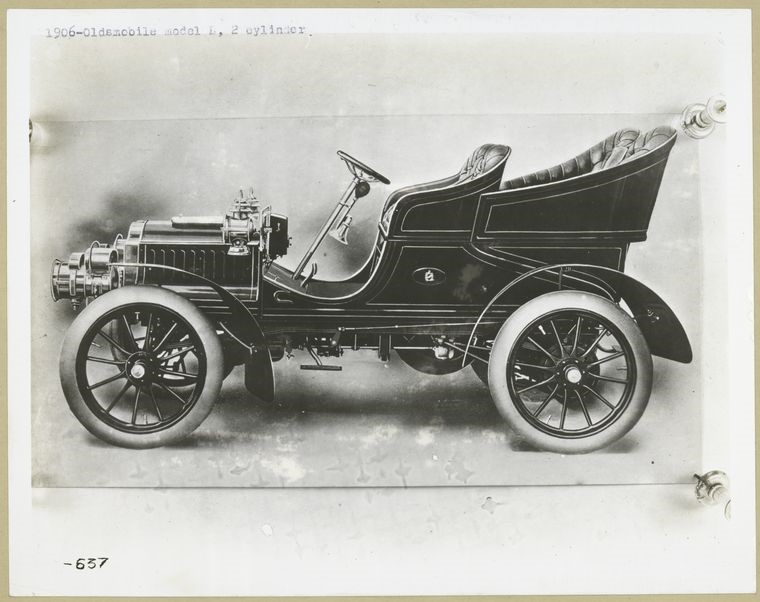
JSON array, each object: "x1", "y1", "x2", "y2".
[{"x1": 300, "y1": 364, "x2": 342, "y2": 371}]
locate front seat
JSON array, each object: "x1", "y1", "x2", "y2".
[{"x1": 381, "y1": 143, "x2": 511, "y2": 228}]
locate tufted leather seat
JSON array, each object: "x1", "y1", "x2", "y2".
[
  {"x1": 381, "y1": 142, "x2": 511, "y2": 218},
  {"x1": 457, "y1": 144, "x2": 511, "y2": 183},
  {"x1": 622, "y1": 126, "x2": 676, "y2": 163},
  {"x1": 500, "y1": 127, "x2": 648, "y2": 190}
]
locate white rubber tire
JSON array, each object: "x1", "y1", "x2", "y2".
[{"x1": 488, "y1": 291, "x2": 653, "y2": 454}]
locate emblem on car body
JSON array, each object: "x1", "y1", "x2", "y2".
[{"x1": 413, "y1": 267, "x2": 446, "y2": 286}]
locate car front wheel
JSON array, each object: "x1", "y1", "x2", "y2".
[{"x1": 59, "y1": 286, "x2": 224, "y2": 449}]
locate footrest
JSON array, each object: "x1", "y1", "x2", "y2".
[{"x1": 300, "y1": 364, "x2": 342, "y2": 371}]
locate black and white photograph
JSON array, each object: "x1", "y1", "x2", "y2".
[{"x1": 8, "y1": 7, "x2": 755, "y2": 596}]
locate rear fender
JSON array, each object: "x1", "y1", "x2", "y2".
[
  {"x1": 113, "y1": 262, "x2": 275, "y2": 401},
  {"x1": 468, "y1": 263, "x2": 692, "y2": 363}
]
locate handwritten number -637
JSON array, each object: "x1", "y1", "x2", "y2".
[{"x1": 75, "y1": 558, "x2": 108, "y2": 569}]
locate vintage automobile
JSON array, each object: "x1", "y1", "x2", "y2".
[{"x1": 51, "y1": 124, "x2": 692, "y2": 453}]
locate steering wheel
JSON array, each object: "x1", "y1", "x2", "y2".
[{"x1": 337, "y1": 150, "x2": 391, "y2": 185}]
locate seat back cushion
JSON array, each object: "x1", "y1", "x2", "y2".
[
  {"x1": 622, "y1": 126, "x2": 677, "y2": 163},
  {"x1": 457, "y1": 143, "x2": 511, "y2": 183},
  {"x1": 501, "y1": 128, "x2": 640, "y2": 190}
]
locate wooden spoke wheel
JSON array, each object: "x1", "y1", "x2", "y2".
[
  {"x1": 60, "y1": 286, "x2": 224, "y2": 449},
  {"x1": 488, "y1": 291, "x2": 652, "y2": 454}
]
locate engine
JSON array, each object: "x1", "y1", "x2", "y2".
[{"x1": 51, "y1": 188, "x2": 289, "y2": 309}]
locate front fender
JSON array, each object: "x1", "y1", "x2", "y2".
[
  {"x1": 470, "y1": 263, "x2": 692, "y2": 363},
  {"x1": 113, "y1": 262, "x2": 276, "y2": 401}
]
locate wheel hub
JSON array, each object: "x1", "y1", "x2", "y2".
[
  {"x1": 553, "y1": 356, "x2": 586, "y2": 390},
  {"x1": 125, "y1": 352, "x2": 155, "y2": 384},
  {"x1": 564, "y1": 365, "x2": 583, "y2": 384},
  {"x1": 129, "y1": 363, "x2": 147, "y2": 380}
]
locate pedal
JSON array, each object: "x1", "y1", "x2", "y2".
[{"x1": 300, "y1": 364, "x2": 342, "y2": 371}]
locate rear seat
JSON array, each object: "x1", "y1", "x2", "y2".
[
  {"x1": 500, "y1": 126, "x2": 676, "y2": 190},
  {"x1": 622, "y1": 126, "x2": 677, "y2": 163}
]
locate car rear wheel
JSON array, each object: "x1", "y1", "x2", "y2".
[
  {"x1": 60, "y1": 285, "x2": 224, "y2": 449},
  {"x1": 488, "y1": 291, "x2": 652, "y2": 454}
]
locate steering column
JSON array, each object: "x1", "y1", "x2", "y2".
[{"x1": 292, "y1": 151, "x2": 390, "y2": 285}]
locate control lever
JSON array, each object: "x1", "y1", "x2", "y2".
[{"x1": 300, "y1": 262, "x2": 318, "y2": 289}]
